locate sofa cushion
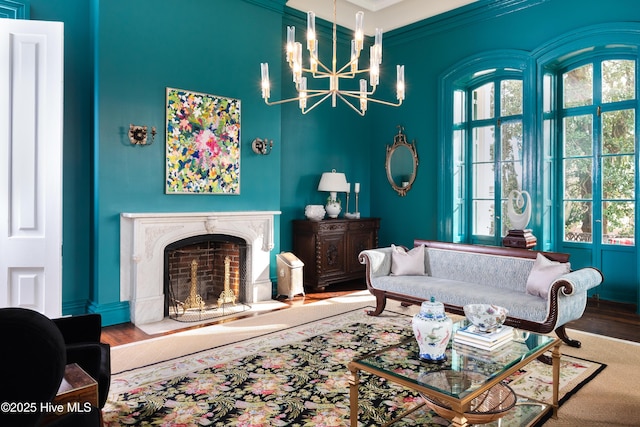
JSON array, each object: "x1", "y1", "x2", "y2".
[
  {"x1": 391, "y1": 244, "x2": 426, "y2": 276},
  {"x1": 370, "y1": 275, "x2": 549, "y2": 323},
  {"x1": 526, "y1": 253, "x2": 571, "y2": 300}
]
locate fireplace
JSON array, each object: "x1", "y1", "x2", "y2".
[
  {"x1": 165, "y1": 235, "x2": 250, "y2": 322},
  {"x1": 120, "y1": 211, "x2": 280, "y2": 325}
]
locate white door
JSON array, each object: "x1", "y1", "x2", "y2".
[{"x1": 0, "y1": 18, "x2": 64, "y2": 317}]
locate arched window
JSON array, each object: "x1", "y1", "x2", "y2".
[
  {"x1": 537, "y1": 30, "x2": 640, "y2": 304},
  {"x1": 558, "y1": 57, "x2": 636, "y2": 246},
  {"x1": 439, "y1": 52, "x2": 532, "y2": 245}
]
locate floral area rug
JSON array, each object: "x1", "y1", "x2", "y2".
[{"x1": 103, "y1": 308, "x2": 605, "y2": 426}]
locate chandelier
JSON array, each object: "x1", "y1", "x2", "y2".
[{"x1": 260, "y1": 0, "x2": 405, "y2": 116}]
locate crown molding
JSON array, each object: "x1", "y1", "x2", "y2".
[
  {"x1": 241, "y1": 0, "x2": 288, "y2": 14},
  {"x1": 386, "y1": 0, "x2": 549, "y2": 45},
  {"x1": 0, "y1": 0, "x2": 29, "y2": 19}
]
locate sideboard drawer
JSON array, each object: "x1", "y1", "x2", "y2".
[
  {"x1": 318, "y1": 222, "x2": 348, "y2": 233},
  {"x1": 349, "y1": 219, "x2": 379, "y2": 230}
]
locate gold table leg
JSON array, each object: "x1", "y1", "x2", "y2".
[
  {"x1": 450, "y1": 415, "x2": 469, "y2": 427},
  {"x1": 349, "y1": 365, "x2": 359, "y2": 427},
  {"x1": 551, "y1": 342, "x2": 561, "y2": 418}
]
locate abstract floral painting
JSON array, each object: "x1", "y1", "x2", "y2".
[{"x1": 166, "y1": 88, "x2": 240, "y2": 194}]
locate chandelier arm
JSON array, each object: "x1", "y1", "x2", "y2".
[
  {"x1": 365, "y1": 97, "x2": 404, "y2": 107},
  {"x1": 309, "y1": 53, "x2": 333, "y2": 74},
  {"x1": 264, "y1": 91, "x2": 329, "y2": 106},
  {"x1": 305, "y1": 89, "x2": 336, "y2": 94},
  {"x1": 335, "y1": 92, "x2": 366, "y2": 116},
  {"x1": 336, "y1": 60, "x2": 362, "y2": 75},
  {"x1": 301, "y1": 68, "x2": 332, "y2": 78},
  {"x1": 335, "y1": 86, "x2": 378, "y2": 97},
  {"x1": 337, "y1": 91, "x2": 403, "y2": 107},
  {"x1": 301, "y1": 92, "x2": 336, "y2": 114}
]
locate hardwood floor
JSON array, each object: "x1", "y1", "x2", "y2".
[
  {"x1": 101, "y1": 283, "x2": 640, "y2": 346},
  {"x1": 565, "y1": 297, "x2": 640, "y2": 343},
  {"x1": 101, "y1": 284, "x2": 366, "y2": 346}
]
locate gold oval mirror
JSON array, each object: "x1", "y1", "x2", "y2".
[{"x1": 385, "y1": 126, "x2": 418, "y2": 196}]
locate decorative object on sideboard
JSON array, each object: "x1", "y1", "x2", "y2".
[
  {"x1": 354, "y1": 182, "x2": 360, "y2": 218},
  {"x1": 259, "y1": 0, "x2": 405, "y2": 116},
  {"x1": 129, "y1": 124, "x2": 156, "y2": 145},
  {"x1": 317, "y1": 169, "x2": 348, "y2": 218},
  {"x1": 344, "y1": 182, "x2": 361, "y2": 219},
  {"x1": 251, "y1": 138, "x2": 273, "y2": 155},
  {"x1": 345, "y1": 183, "x2": 351, "y2": 216},
  {"x1": 304, "y1": 205, "x2": 326, "y2": 221},
  {"x1": 502, "y1": 190, "x2": 537, "y2": 248},
  {"x1": 386, "y1": 125, "x2": 418, "y2": 196}
]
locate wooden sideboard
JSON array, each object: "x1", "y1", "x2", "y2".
[{"x1": 292, "y1": 218, "x2": 380, "y2": 291}]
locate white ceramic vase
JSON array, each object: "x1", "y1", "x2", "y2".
[
  {"x1": 304, "y1": 205, "x2": 326, "y2": 221},
  {"x1": 412, "y1": 298, "x2": 453, "y2": 363}
]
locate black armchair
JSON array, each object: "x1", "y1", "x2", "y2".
[
  {"x1": 0, "y1": 307, "x2": 101, "y2": 427},
  {"x1": 52, "y1": 314, "x2": 111, "y2": 409}
]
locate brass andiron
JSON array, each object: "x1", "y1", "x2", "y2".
[
  {"x1": 183, "y1": 259, "x2": 205, "y2": 310},
  {"x1": 218, "y1": 256, "x2": 237, "y2": 307}
]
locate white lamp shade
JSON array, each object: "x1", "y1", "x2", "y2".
[{"x1": 318, "y1": 170, "x2": 348, "y2": 192}]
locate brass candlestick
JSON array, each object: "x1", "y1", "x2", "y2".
[{"x1": 346, "y1": 191, "x2": 351, "y2": 214}]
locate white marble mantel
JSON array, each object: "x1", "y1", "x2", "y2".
[{"x1": 120, "y1": 211, "x2": 280, "y2": 325}]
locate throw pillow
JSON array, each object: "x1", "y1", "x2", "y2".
[
  {"x1": 525, "y1": 253, "x2": 571, "y2": 300},
  {"x1": 391, "y1": 244, "x2": 426, "y2": 275}
]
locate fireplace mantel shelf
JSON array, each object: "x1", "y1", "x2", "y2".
[
  {"x1": 120, "y1": 211, "x2": 281, "y2": 325},
  {"x1": 121, "y1": 211, "x2": 282, "y2": 219}
]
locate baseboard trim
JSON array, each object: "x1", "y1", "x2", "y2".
[
  {"x1": 62, "y1": 299, "x2": 91, "y2": 316},
  {"x1": 88, "y1": 301, "x2": 131, "y2": 326}
]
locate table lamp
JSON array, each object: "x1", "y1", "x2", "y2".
[{"x1": 318, "y1": 169, "x2": 348, "y2": 218}]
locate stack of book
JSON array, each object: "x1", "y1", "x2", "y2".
[{"x1": 453, "y1": 324, "x2": 513, "y2": 350}]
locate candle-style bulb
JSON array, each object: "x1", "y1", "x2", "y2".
[
  {"x1": 260, "y1": 63, "x2": 270, "y2": 99},
  {"x1": 396, "y1": 65, "x2": 405, "y2": 101}
]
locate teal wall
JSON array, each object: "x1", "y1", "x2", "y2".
[
  {"x1": 31, "y1": 0, "x2": 92, "y2": 315},
  {"x1": 27, "y1": 0, "x2": 640, "y2": 323},
  {"x1": 90, "y1": 0, "x2": 285, "y2": 323}
]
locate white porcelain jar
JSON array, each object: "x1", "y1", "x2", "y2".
[{"x1": 412, "y1": 297, "x2": 453, "y2": 363}]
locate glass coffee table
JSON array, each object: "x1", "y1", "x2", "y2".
[{"x1": 348, "y1": 320, "x2": 561, "y2": 427}]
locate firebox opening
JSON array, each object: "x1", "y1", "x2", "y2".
[{"x1": 164, "y1": 234, "x2": 250, "y2": 322}]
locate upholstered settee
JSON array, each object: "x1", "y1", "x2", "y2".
[{"x1": 359, "y1": 240, "x2": 604, "y2": 348}]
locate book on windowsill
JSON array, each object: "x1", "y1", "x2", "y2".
[{"x1": 454, "y1": 325, "x2": 514, "y2": 350}]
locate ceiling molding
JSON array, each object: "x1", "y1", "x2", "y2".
[
  {"x1": 384, "y1": 0, "x2": 550, "y2": 45},
  {"x1": 241, "y1": 0, "x2": 288, "y2": 14},
  {"x1": 0, "y1": 0, "x2": 29, "y2": 19},
  {"x1": 286, "y1": 0, "x2": 477, "y2": 36},
  {"x1": 345, "y1": 0, "x2": 404, "y2": 12}
]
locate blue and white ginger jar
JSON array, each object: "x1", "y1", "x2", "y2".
[{"x1": 412, "y1": 297, "x2": 453, "y2": 362}]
